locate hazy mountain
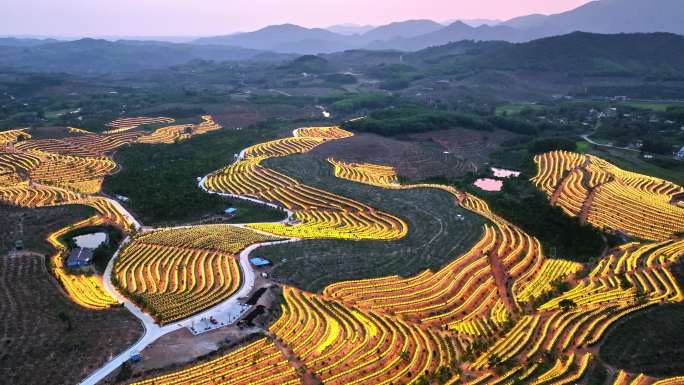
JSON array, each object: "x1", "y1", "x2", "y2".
[
  {"x1": 370, "y1": 21, "x2": 525, "y2": 51},
  {"x1": 194, "y1": 21, "x2": 445, "y2": 54},
  {"x1": 0, "y1": 37, "x2": 61, "y2": 47},
  {"x1": 505, "y1": 0, "x2": 684, "y2": 37},
  {"x1": 0, "y1": 38, "x2": 275, "y2": 73},
  {"x1": 191, "y1": 0, "x2": 684, "y2": 54},
  {"x1": 448, "y1": 19, "x2": 503, "y2": 27},
  {"x1": 326, "y1": 24, "x2": 375, "y2": 36},
  {"x1": 193, "y1": 24, "x2": 350, "y2": 53},
  {"x1": 359, "y1": 20, "x2": 444, "y2": 42},
  {"x1": 501, "y1": 14, "x2": 547, "y2": 30},
  {"x1": 408, "y1": 31, "x2": 684, "y2": 77}
]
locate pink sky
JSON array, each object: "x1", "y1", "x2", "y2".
[{"x1": 2, "y1": 0, "x2": 594, "y2": 37}]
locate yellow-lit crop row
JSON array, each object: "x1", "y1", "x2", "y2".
[
  {"x1": 15, "y1": 131, "x2": 141, "y2": 157},
  {"x1": 114, "y1": 239, "x2": 241, "y2": 325},
  {"x1": 271, "y1": 287, "x2": 450, "y2": 385},
  {"x1": 205, "y1": 127, "x2": 408, "y2": 241},
  {"x1": 0, "y1": 184, "x2": 82, "y2": 207},
  {"x1": 472, "y1": 315, "x2": 540, "y2": 369},
  {"x1": 556, "y1": 168, "x2": 588, "y2": 216},
  {"x1": 28, "y1": 152, "x2": 116, "y2": 190},
  {"x1": 653, "y1": 376, "x2": 684, "y2": 385},
  {"x1": 130, "y1": 338, "x2": 301, "y2": 385},
  {"x1": 531, "y1": 150, "x2": 586, "y2": 195},
  {"x1": 137, "y1": 115, "x2": 221, "y2": 144},
  {"x1": 587, "y1": 181, "x2": 684, "y2": 241},
  {"x1": 328, "y1": 158, "x2": 399, "y2": 187},
  {"x1": 293, "y1": 126, "x2": 353, "y2": 140},
  {"x1": 515, "y1": 258, "x2": 583, "y2": 303},
  {"x1": 323, "y1": 224, "x2": 497, "y2": 326},
  {"x1": 47, "y1": 216, "x2": 119, "y2": 309},
  {"x1": 532, "y1": 151, "x2": 684, "y2": 240},
  {"x1": 135, "y1": 225, "x2": 282, "y2": 254},
  {"x1": 0, "y1": 128, "x2": 31, "y2": 145},
  {"x1": 104, "y1": 116, "x2": 175, "y2": 134}
]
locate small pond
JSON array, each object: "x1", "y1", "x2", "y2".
[
  {"x1": 474, "y1": 178, "x2": 504, "y2": 192},
  {"x1": 73, "y1": 232, "x2": 107, "y2": 249},
  {"x1": 491, "y1": 167, "x2": 521, "y2": 178}
]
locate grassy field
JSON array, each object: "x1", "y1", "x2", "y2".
[
  {"x1": 576, "y1": 141, "x2": 589, "y2": 153},
  {"x1": 0, "y1": 204, "x2": 96, "y2": 255},
  {"x1": 104, "y1": 125, "x2": 288, "y2": 226},
  {"x1": 495, "y1": 103, "x2": 544, "y2": 116},
  {"x1": 257, "y1": 153, "x2": 486, "y2": 293}
]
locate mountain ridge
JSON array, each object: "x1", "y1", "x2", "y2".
[{"x1": 192, "y1": 0, "x2": 684, "y2": 53}]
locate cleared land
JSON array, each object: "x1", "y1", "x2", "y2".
[
  {"x1": 258, "y1": 152, "x2": 486, "y2": 292},
  {"x1": 0, "y1": 255, "x2": 143, "y2": 385},
  {"x1": 0, "y1": 203, "x2": 95, "y2": 255},
  {"x1": 309, "y1": 128, "x2": 517, "y2": 180}
]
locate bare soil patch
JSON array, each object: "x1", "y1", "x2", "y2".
[{"x1": 310, "y1": 128, "x2": 516, "y2": 180}]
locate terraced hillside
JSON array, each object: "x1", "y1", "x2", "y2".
[
  {"x1": 257, "y1": 154, "x2": 485, "y2": 291},
  {"x1": 532, "y1": 150, "x2": 684, "y2": 241},
  {"x1": 133, "y1": 136, "x2": 684, "y2": 385},
  {"x1": 113, "y1": 225, "x2": 281, "y2": 324},
  {"x1": 3, "y1": 123, "x2": 684, "y2": 385},
  {"x1": 0, "y1": 116, "x2": 224, "y2": 313},
  {"x1": 204, "y1": 127, "x2": 409, "y2": 241}
]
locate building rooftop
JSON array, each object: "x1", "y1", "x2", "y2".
[{"x1": 66, "y1": 247, "x2": 94, "y2": 268}]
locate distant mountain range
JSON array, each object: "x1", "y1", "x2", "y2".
[
  {"x1": 0, "y1": 39, "x2": 285, "y2": 73},
  {"x1": 325, "y1": 24, "x2": 376, "y2": 36},
  {"x1": 0, "y1": 0, "x2": 682, "y2": 74},
  {"x1": 193, "y1": 0, "x2": 684, "y2": 53}
]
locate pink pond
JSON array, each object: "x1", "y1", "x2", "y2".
[
  {"x1": 491, "y1": 167, "x2": 521, "y2": 178},
  {"x1": 474, "y1": 178, "x2": 504, "y2": 192}
]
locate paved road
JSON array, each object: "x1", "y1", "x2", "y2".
[{"x1": 581, "y1": 132, "x2": 639, "y2": 153}]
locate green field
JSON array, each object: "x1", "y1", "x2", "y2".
[
  {"x1": 619, "y1": 101, "x2": 684, "y2": 111},
  {"x1": 576, "y1": 141, "x2": 589, "y2": 153},
  {"x1": 495, "y1": 103, "x2": 543, "y2": 116},
  {"x1": 257, "y1": 153, "x2": 486, "y2": 292}
]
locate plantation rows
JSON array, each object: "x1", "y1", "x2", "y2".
[
  {"x1": 0, "y1": 116, "x2": 224, "y2": 314},
  {"x1": 204, "y1": 127, "x2": 409, "y2": 241},
  {"x1": 3, "y1": 123, "x2": 684, "y2": 384},
  {"x1": 532, "y1": 150, "x2": 684, "y2": 241},
  {"x1": 113, "y1": 225, "x2": 280, "y2": 324},
  {"x1": 132, "y1": 235, "x2": 683, "y2": 384},
  {"x1": 104, "y1": 116, "x2": 175, "y2": 134},
  {"x1": 47, "y1": 216, "x2": 119, "y2": 309},
  {"x1": 137, "y1": 115, "x2": 221, "y2": 144}
]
